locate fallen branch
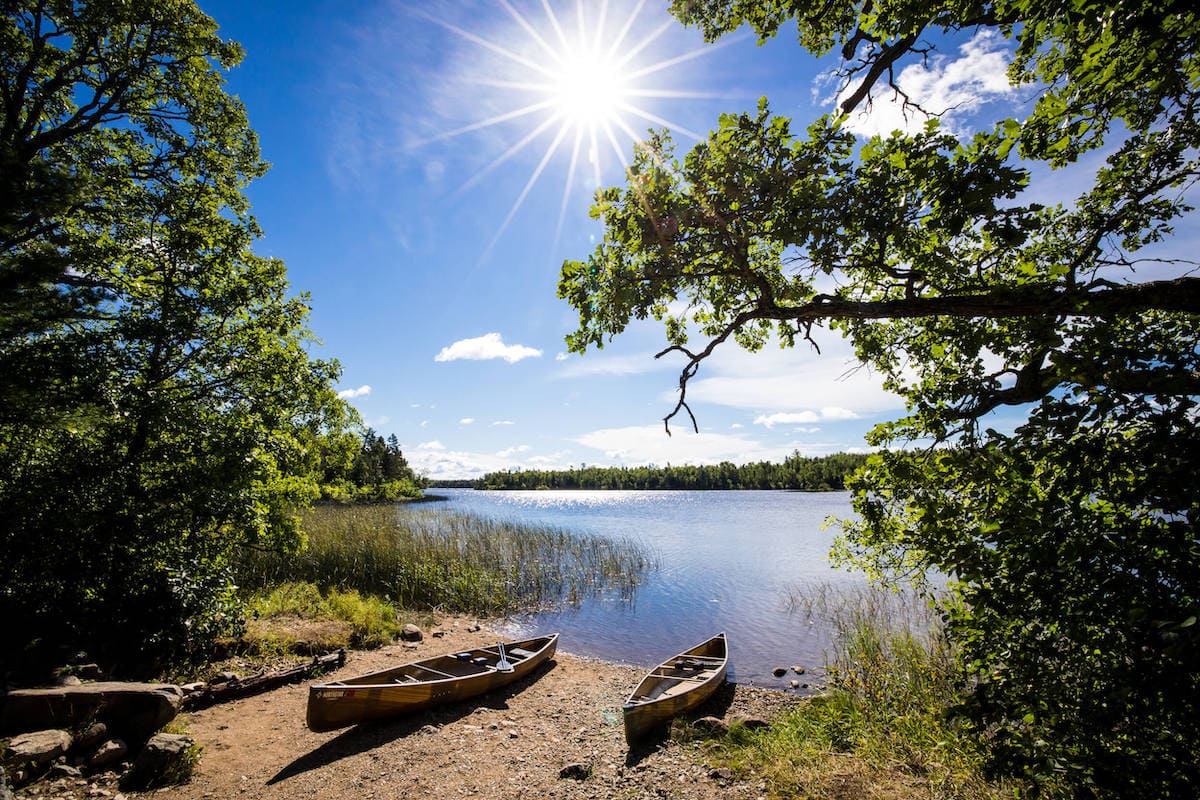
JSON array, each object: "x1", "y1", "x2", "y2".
[{"x1": 182, "y1": 650, "x2": 345, "y2": 711}]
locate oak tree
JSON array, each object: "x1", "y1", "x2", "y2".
[{"x1": 560, "y1": 0, "x2": 1199, "y2": 793}]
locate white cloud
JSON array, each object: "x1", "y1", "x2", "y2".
[
  {"x1": 754, "y1": 407, "x2": 859, "y2": 428},
  {"x1": 434, "y1": 332, "x2": 542, "y2": 364},
  {"x1": 730, "y1": 423, "x2": 744, "y2": 429},
  {"x1": 336, "y1": 384, "x2": 372, "y2": 399},
  {"x1": 555, "y1": 352, "x2": 568, "y2": 361},
  {"x1": 491, "y1": 420, "x2": 516, "y2": 426},
  {"x1": 838, "y1": 30, "x2": 1015, "y2": 138},
  {"x1": 406, "y1": 444, "x2": 574, "y2": 480},
  {"x1": 417, "y1": 440, "x2": 445, "y2": 450},
  {"x1": 420, "y1": 420, "x2": 429, "y2": 428},
  {"x1": 496, "y1": 444, "x2": 533, "y2": 458},
  {"x1": 460, "y1": 418, "x2": 475, "y2": 425},
  {"x1": 574, "y1": 425, "x2": 796, "y2": 466},
  {"x1": 669, "y1": 332, "x2": 904, "y2": 417},
  {"x1": 555, "y1": 353, "x2": 670, "y2": 378}
]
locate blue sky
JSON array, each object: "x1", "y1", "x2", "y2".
[{"x1": 193, "y1": 0, "x2": 1157, "y2": 479}]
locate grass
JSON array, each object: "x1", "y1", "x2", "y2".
[
  {"x1": 228, "y1": 505, "x2": 653, "y2": 655},
  {"x1": 694, "y1": 584, "x2": 1024, "y2": 799}
]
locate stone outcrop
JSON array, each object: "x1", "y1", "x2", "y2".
[
  {"x1": 119, "y1": 732, "x2": 196, "y2": 791},
  {"x1": 2, "y1": 729, "x2": 73, "y2": 767},
  {"x1": 0, "y1": 682, "x2": 181, "y2": 743}
]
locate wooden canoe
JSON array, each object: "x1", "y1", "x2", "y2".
[
  {"x1": 306, "y1": 633, "x2": 558, "y2": 732},
  {"x1": 623, "y1": 632, "x2": 727, "y2": 743}
]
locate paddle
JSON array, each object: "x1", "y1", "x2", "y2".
[{"x1": 495, "y1": 642, "x2": 515, "y2": 673}]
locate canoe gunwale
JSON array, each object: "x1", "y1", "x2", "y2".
[
  {"x1": 305, "y1": 633, "x2": 559, "y2": 732},
  {"x1": 622, "y1": 632, "x2": 728, "y2": 743}
]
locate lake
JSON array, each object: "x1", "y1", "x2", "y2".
[{"x1": 407, "y1": 488, "x2": 870, "y2": 687}]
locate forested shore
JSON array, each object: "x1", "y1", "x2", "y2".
[{"x1": 465, "y1": 452, "x2": 869, "y2": 491}]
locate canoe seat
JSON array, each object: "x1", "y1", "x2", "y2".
[
  {"x1": 395, "y1": 675, "x2": 419, "y2": 684},
  {"x1": 454, "y1": 652, "x2": 473, "y2": 661},
  {"x1": 472, "y1": 657, "x2": 489, "y2": 666},
  {"x1": 508, "y1": 647, "x2": 536, "y2": 659}
]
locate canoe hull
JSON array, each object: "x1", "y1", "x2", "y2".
[
  {"x1": 306, "y1": 634, "x2": 557, "y2": 732},
  {"x1": 623, "y1": 632, "x2": 727, "y2": 744}
]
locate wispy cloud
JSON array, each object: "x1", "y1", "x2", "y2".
[
  {"x1": 574, "y1": 425, "x2": 797, "y2": 466},
  {"x1": 555, "y1": 353, "x2": 672, "y2": 378},
  {"x1": 754, "y1": 407, "x2": 859, "y2": 428},
  {"x1": 434, "y1": 332, "x2": 542, "y2": 364},
  {"x1": 496, "y1": 444, "x2": 532, "y2": 458},
  {"x1": 491, "y1": 420, "x2": 515, "y2": 426},
  {"x1": 460, "y1": 417, "x2": 475, "y2": 425},
  {"x1": 337, "y1": 384, "x2": 372, "y2": 399},
  {"x1": 836, "y1": 30, "x2": 1015, "y2": 138}
]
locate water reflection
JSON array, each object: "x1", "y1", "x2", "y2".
[{"x1": 413, "y1": 489, "x2": 868, "y2": 686}]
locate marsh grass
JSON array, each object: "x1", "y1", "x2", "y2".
[
  {"x1": 700, "y1": 584, "x2": 1021, "y2": 799},
  {"x1": 236, "y1": 505, "x2": 653, "y2": 616}
]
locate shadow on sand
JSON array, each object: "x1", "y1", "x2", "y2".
[
  {"x1": 622, "y1": 679, "x2": 738, "y2": 768},
  {"x1": 267, "y1": 659, "x2": 559, "y2": 785}
]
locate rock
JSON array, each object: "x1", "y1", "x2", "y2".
[
  {"x1": 0, "y1": 683, "x2": 181, "y2": 744},
  {"x1": 119, "y1": 733, "x2": 197, "y2": 791},
  {"x1": 179, "y1": 683, "x2": 206, "y2": 695},
  {"x1": 210, "y1": 671, "x2": 238, "y2": 685},
  {"x1": 88, "y1": 740, "x2": 129, "y2": 771},
  {"x1": 419, "y1": 725, "x2": 439, "y2": 735},
  {"x1": 431, "y1": 630, "x2": 446, "y2": 638},
  {"x1": 790, "y1": 680, "x2": 800, "y2": 689},
  {"x1": 559, "y1": 762, "x2": 592, "y2": 780},
  {"x1": 49, "y1": 763, "x2": 82, "y2": 779},
  {"x1": 3, "y1": 729, "x2": 73, "y2": 767},
  {"x1": 467, "y1": 624, "x2": 481, "y2": 633},
  {"x1": 72, "y1": 722, "x2": 109, "y2": 754},
  {"x1": 0, "y1": 766, "x2": 13, "y2": 800},
  {"x1": 709, "y1": 767, "x2": 733, "y2": 781},
  {"x1": 691, "y1": 716, "x2": 729, "y2": 735},
  {"x1": 771, "y1": 667, "x2": 788, "y2": 677},
  {"x1": 57, "y1": 675, "x2": 83, "y2": 687},
  {"x1": 791, "y1": 665, "x2": 806, "y2": 675},
  {"x1": 401, "y1": 624, "x2": 423, "y2": 642}
]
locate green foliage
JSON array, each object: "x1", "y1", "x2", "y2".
[
  {"x1": 0, "y1": 1, "x2": 350, "y2": 674},
  {"x1": 479, "y1": 451, "x2": 868, "y2": 490},
  {"x1": 235, "y1": 505, "x2": 655, "y2": 616},
  {"x1": 705, "y1": 586, "x2": 1017, "y2": 798},
  {"x1": 560, "y1": 0, "x2": 1200, "y2": 795},
  {"x1": 246, "y1": 582, "x2": 413, "y2": 651},
  {"x1": 316, "y1": 428, "x2": 425, "y2": 503}
]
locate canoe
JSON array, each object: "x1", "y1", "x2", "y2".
[
  {"x1": 623, "y1": 632, "x2": 727, "y2": 743},
  {"x1": 306, "y1": 633, "x2": 558, "y2": 732}
]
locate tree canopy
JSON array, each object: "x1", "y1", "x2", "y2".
[
  {"x1": 560, "y1": 0, "x2": 1199, "y2": 794},
  {"x1": 0, "y1": 0, "x2": 349, "y2": 673}
]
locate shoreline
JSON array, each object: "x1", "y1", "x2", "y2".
[{"x1": 155, "y1": 617, "x2": 800, "y2": 799}]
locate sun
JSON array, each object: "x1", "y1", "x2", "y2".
[
  {"x1": 415, "y1": 1, "x2": 719, "y2": 253},
  {"x1": 550, "y1": 48, "x2": 630, "y2": 128}
]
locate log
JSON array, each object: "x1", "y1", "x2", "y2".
[{"x1": 181, "y1": 650, "x2": 345, "y2": 710}]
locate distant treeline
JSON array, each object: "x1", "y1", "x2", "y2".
[{"x1": 473, "y1": 451, "x2": 870, "y2": 491}]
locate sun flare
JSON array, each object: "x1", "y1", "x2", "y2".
[
  {"x1": 418, "y1": 1, "x2": 720, "y2": 253},
  {"x1": 550, "y1": 49, "x2": 630, "y2": 128}
]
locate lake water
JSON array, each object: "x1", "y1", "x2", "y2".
[{"x1": 410, "y1": 489, "x2": 868, "y2": 687}]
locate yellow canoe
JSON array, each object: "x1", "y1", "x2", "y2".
[
  {"x1": 622, "y1": 632, "x2": 728, "y2": 743},
  {"x1": 306, "y1": 633, "x2": 558, "y2": 732}
]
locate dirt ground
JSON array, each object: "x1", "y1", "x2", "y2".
[{"x1": 137, "y1": 619, "x2": 799, "y2": 800}]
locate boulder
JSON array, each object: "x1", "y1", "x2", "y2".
[
  {"x1": 691, "y1": 716, "x2": 729, "y2": 734},
  {"x1": 72, "y1": 722, "x2": 108, "y2": 753},
  {"x1": 0, "y1": 682, "x2": 181, "y2": 743},
  {"x1": 3, "y1": 729, "x2": 73, "y2": 767},
  {"x1": 730, "y1": 715, "x2": 771, "y2": 731},
  {"x1": 400, "y1": 623, "x2": 423, "y2": 642},
  {"x1": 88, "y1": 739, "x2": 129, "y2": 771},
  {"x1": 0, "y1": 765, "x2": 12, "y2": 800},
  {"x1": 119, "y1": 733, "x2": 196, "y2": 791},
  {"x1": 771, "y1": 667, "x2": 788, "y2": 677},
  {"x1": 791, "y1": 665, "x2": 806, "y2": 675}
]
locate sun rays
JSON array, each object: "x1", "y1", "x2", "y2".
[{"x1": 415, "y1": 0, "x2": 723, "y2": 254}]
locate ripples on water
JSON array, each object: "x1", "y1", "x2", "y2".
[{"x1": 405, "y1": 488, "x2": 872, "y2": 686}]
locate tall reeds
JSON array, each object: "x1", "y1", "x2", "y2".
[
  {"x1": 704, "y1": 583, "x2": 1019, "y2": 798},
  {"x1": 235, "y1": 505, "x2": 653, "y2": 616}
]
